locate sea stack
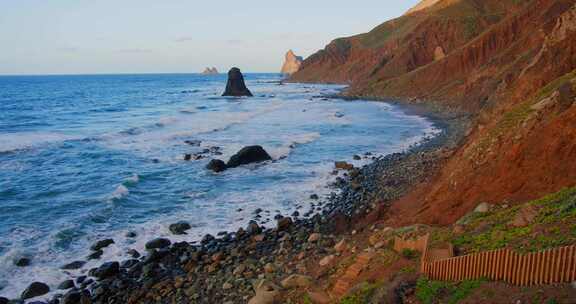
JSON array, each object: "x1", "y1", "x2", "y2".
[
  {"x1": 222, "y1": 67, "x2": 253, "y2": 97},
  {"x1": 202, "y1": 67, "x2": 219, "y2": 74},
  {"x1": 281, "y1": 50, "x2": 303, "y2": 75}
]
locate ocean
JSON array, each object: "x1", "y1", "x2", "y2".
[{"x1": 0, "y1": 73, "x2": 438, "y2": 298}]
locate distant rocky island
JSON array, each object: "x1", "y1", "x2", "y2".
[
  {"x1": 201, "y1": 67, "x2": 219, "y2": 75},
  {"x1": 280, "y1": 50, "x2": 303, "y2": 75}
]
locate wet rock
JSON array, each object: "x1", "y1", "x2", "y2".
[
  {"x1": 184, "y1": 154, "x2": 193, "y2": 161},
  {"x1": 127, "y1": 249, "x2": 140, "y2": 258},
  {"x1": 206, "y1": 159, "x2": 227, "y2": 172},
  {"x1": 58, "y1": 280, "x2": 75, "y2": 290},
  {"x1": 21, "y1": 282, "x2": 50, "y2": 299},
  {"x1": 61, "y1": 261, "x2": 85, "y2": 270},
  {"x1": 246, "y1": 221, "x2": 262, "y2": 235},
  {"x1": 87, "y1": 250, "x2": 103, "y2": 260},
  {"x1": 0, "y1": 297, "x2": 7, "y2": 304},
  {"x1": 61, "y1": 290, "x2": 82, "y2": 304},
  {"x1": 184, "y1": 140, "x2": 202, "y2": 146},
  {"x1": 145, "y1": 238, "x2": 171, "y2": 250},
  {"x1": 310, "y1": 194, "x2": 319, "y2": 200},
  {"x1": 125, "y1": 231, "x2": 137, "y2": 238},
  {"x1": 353, "y1": 155, "x2": 361, "y2": 160},
  {"x1": 276, "y1": 217, "x2": 293, "y2": 231},
  {"x1": 169, "y1": 221, "x2": 192, "y2": 235},
  {"x1": 76, "y1": 276, "x2": 87, "y2": 284},
  {"x1": 93, "y1": 261, "x2": 120, "y2": 279},
  {"x1": 120, "y1": 259, "x2": 139, "y2": 269},
  {"x1": 201, "y1": 234, "x2": 215, "y2": 245},
  {"x1": 227, "y1": 146, "x2": 272, "y2": 168},
  {"x1": 90, "y1": 239, "x2": 114, "y2": 251},
  {"x1": 144, "y1": 249, "x2": 169, "y2": 264},
  {"x1": 335, "y1": 161, "x2": 354, "y2": 170},
  {"x1": 222, "y1": 67, "x2": 253, "y2": 97},
  {"x1": 15, "y1": 257, "x2": 31, "y2": 267}
]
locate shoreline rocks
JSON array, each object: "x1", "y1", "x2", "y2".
[
  {"x1": 227, "y1": 146, "x2": 272, "y2": 168},
  {"x1": 146, "y1": 238, "x2": 172, "y2": 250},
  {"x1": 21, "y1": 282, "x2": 49, "y2": 299},
  {"x1": 206, "y1": 159, "x2": 227, "y2": 172},
  {"x1": 90, "y1": 239, "x2": 114, "y2": 251},
  {"x1": 6, "y1": 109, "x2": 461, "y2": 303},
  {"x1": 222, "y1": 67, "x2": 253, "y2": 97},
  {"x1": 169, "y1": 221, "x2": 192, "y2": 235}
]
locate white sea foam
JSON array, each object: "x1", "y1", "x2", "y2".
[
  {"x1": 0, "y1": 132, "x2": 78, "y2": 153},
  {"x1": 0, "y1": 78, "x2": 445, "y2": 300},
  {"x1": 268, "y1": 132, "x2": 321, "y2": 159},
  {"x1": 125, "y1": 174, "x2": 140, "y2": 185},
  {"x1": 110, "y1": 184, "x2": 129, "y2": 200}
]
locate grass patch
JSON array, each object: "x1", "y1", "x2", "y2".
[
  {"x1": 340, "y1": 282, "x2": 378, "y2": 304},
  {"x1": 415, "y1": 277, "x2": 485, "y2": 304},
  {"x1": 440, "y1": 187, "x2": 576, "y2": 254},
  {"x1": 401, "y1": 248, "x2": 420, "y2": 259}
]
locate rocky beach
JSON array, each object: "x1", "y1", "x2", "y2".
[
  {"x1": 2, "y1": 0, "x2": 576, "y2": 303},
  {"x1": 1, "y1": 94, "x2": 468, "y2": 304}
]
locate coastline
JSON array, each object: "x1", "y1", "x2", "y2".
[{"x1": 4, "y1": 92, "x2": 468, "y2": 304}]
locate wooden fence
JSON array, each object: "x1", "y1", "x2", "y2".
[{"x1": 421, "y1": 246, "x2": 576, "y2": 286}]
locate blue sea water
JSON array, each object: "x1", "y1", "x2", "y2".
[{"x1": 0, "y1": 73, "x2": 438, "y2": 298}]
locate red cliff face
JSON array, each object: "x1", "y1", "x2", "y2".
[{"x1": 291, "y1": 0, "x2": 576, "y2": 225}]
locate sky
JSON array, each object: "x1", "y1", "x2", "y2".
[{"x1": 0, "y1": 1, "x2": 420, "y2": 75}]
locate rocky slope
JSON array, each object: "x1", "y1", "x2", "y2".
[
  {"x1": 281, "y1": 50, "x2": 303, "y2": 75},
  {"x1": 291, "y1": 0, "x2": 576, "y2": 226}
]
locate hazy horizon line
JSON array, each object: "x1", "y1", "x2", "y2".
[{"x1": 0, "y1": 71, "x2": 283, "y2": 77}]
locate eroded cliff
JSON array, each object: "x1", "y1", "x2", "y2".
[{"x1": 291, "y1": 0, "x2": 576, "y2": 225}]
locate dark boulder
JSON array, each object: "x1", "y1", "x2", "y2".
[
  {"x1": 0, "y1": 297, "x2": 7, "y2": 304},
  {"x1": 120, "y1": 259, "x2": 140, "y2": 269},
  {"x1": 145, "y1": 238, "x2": 171, "y2": 250},
  {"x1": 61, "y1": 261, "x2": 85, "y2": 270},
  {"x1": 15, "y1": 257, "x2": 31, "y2": 267},
  {"x1": 92, "y1": 261, "x2": 120, "y2": 279},
  {"x1": 21, "y1": 282, "x2": 50, "y2": 299},
  {"x1": 277, "y1": 217, "x2": 293, "y2": 231},
  {"x1": 143, "y1": 249, "x2": 169, "y2": 264},
  {"x1": 169, "y1": 221, "x2": 191, "y2": 235},
  {"x1": 246, "y1": 220, "x2": 261, "y2": 235},
  {"x1": 57, "y1": 280, "x2": 75, "y2": 290},
  {"x1": 206, "y1": 159, "x2": 227, "y2": 172},
  {"x1": 126, "y1": 249, "x2": 140, "y2": 258},
  {"x1": 90, "y1": 239, "x2": 114, "y2": 251},
  {"x1": 61, "y1": 290, "x2": 82, "y2": 304},
  {"x1": 87, "y1": 250, "x2": 103, "y2": 260},
  {"x1": 227, "y1": 146, "x2": 272, "y2": 168},
  {"x1": 222, "y1": 67, "x2": 253, "y2": 97}
]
